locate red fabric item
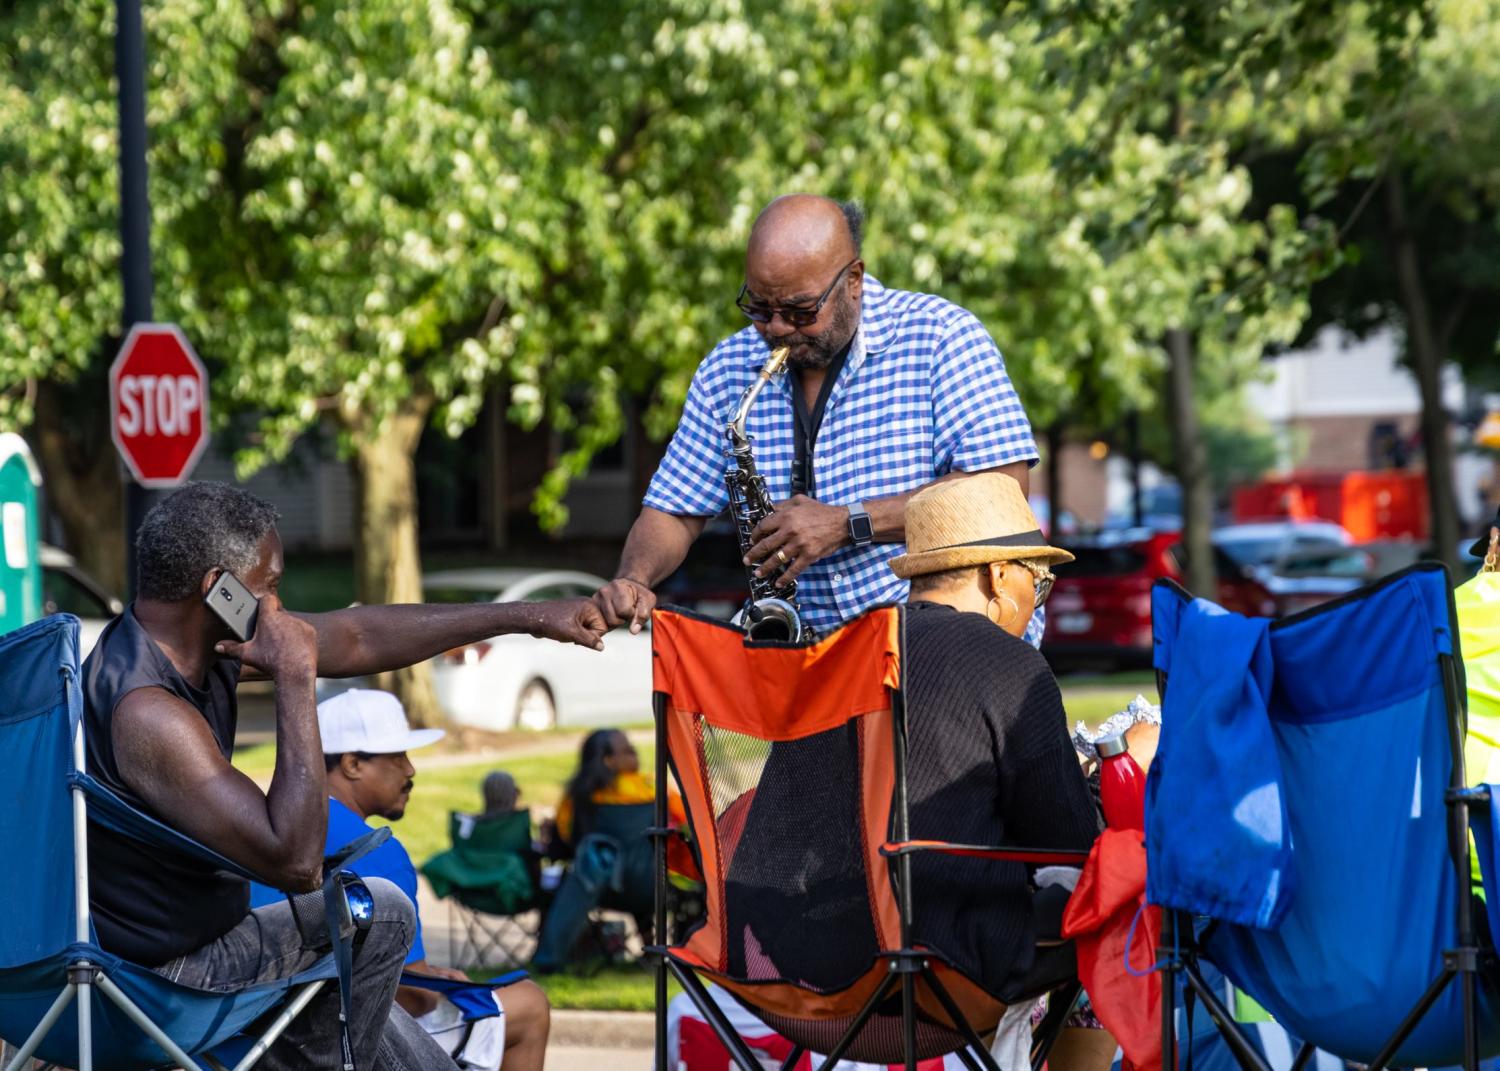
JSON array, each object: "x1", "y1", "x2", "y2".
[
  {"x1": 677, "y1": 1016, "x2": 950, "y2": 1070},
  {"x1": 1061, "y1": 828, "x2": 1163, "y2": 1071}
]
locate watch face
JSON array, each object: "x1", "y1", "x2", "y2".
[{"x1": 851, "y1": 513, "x2": 874, "y2": 543}]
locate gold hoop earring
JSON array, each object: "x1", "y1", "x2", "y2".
[
  {"x1": 1485, "y1": 528, "x2": 1499, "y2": 574},
  {"x1": 988, "y1": 592, "x2": 1021, "y2": 627}
]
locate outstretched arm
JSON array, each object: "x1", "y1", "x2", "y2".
[
  {"x1": 593, "y1": 508, "x2": 707, "y2": 633},
  {"x1": 270, "y1": 597, "x2": 609, "y2": 680}
]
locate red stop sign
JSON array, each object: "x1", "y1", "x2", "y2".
[{"x1": 109, "y1": 323, "x2": 210, "y2": 488}]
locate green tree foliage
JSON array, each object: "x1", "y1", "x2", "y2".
[
  {"x1": 0, "y1": 0, "x2": 246, "y2": 589},
  {"x1": 3, "y1": 0, "x2": 1486, "y2": 702},
  {"x1": 1026, "y1": 0, "x2": 1431, "y2": 593},
  {"x1": 1270, "y1": 0, "x2": 1500, "y2": 560}
]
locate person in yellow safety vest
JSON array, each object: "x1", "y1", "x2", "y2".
[{"x1": 1459, "y1": 513, "x2": 1500, "y2": 788}]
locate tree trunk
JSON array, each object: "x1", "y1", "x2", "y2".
[
  {"x1": 348, "y1": 394, "x2": 442, "y2": 727},
  {"x1": 1165, "y1": 328, "x2": 1217, "y2": 598},
  {"x1": 1044, "y1": 421, "x2": 1065, "y2": 540},
  {"x1": 30, "y1": 374, "x2": 127, "y2": 596},
  {"x1": 1385, "y1": 172, "x2": 1461, "y2": 571}
]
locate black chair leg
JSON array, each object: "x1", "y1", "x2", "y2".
[
  {"x1": 1031, "y1": 981, "x2": 1081, "y2": 1071},
  {"x1": 1366, "y1": 968, "x2": 1458, "y2": 1071},
  {"x1": 1178, "y1": 960, "x2": 1273, "y2": 1071},
  {"x1": 953, "y1": 1045, "x2": 987, "y2": 1071},
  {"x1": 812, "y1": 973, "x2": 899, "y2": 1071},
  {"x1": 920, "y1": 966, "x2": 1004, "y2": 1071},
  {"x1": 665, "y1": 959, "x2": 765, "y2": 1071},
  {"x1": 902, "y1": 969, "x2": 918, "y2": 1071}
]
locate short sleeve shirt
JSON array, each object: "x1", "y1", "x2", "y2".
[
  {"x1": 646, "y1": 277, "x2": 1043, "y2": 639},
  {"x1": 248, "y1": 798, "x2": 425, "y2": 964}
]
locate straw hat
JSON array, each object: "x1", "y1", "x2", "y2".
[{"x1": 889, "y1": 473, "x2": 1074, "y2": 579}]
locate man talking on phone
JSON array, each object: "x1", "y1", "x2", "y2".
[{"x1": 82, "y1": 481, "x2": 608, "y2": 1070}]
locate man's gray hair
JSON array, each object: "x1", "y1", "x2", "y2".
[
  {"x1": 136, "y1": 482, "x2": 280, "y2": 601},
  {"x1": 840, "y1": 199, "x2": 865, "y2": 256}
]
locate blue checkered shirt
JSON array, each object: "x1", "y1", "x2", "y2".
[{"x1": 646, "y1": 278, "x2": 1046, "y2": 645}]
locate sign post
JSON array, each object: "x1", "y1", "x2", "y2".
[
  {"x1": 109, "y1": 324, "x2": 210, "y2": 488},
  {"x1": 115, "y1": 0, "x2": 157, "y2": 597}
]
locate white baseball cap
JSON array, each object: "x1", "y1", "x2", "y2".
[{"x1": 318, "y1": 689, "x2": 445, "y2": 755}]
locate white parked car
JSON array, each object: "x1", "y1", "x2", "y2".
[
  {"x1": 41, "y1": 543, "x2": 123, "y2": 660},
  {"x1": 424, "y1": 567, "x2": 654, "y2": 731}
]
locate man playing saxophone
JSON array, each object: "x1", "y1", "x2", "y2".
[{"x1": 593, "y1": 193, "x2": 1044, "y2": 643}]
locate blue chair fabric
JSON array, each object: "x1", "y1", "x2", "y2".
[
  {"x1": 0, "y1": 614, "x2": 334, "y2": 1071},
  {"x1": 1149, "y1": 564, "x2": 1500, "y2": 1067},
  {"x1": 398, "y1": 969, "x2": 528, "y2": 1021}
]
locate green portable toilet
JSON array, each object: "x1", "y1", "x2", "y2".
[{"x1": 0, "y1": 433, "x2": 42, "y2": 634}]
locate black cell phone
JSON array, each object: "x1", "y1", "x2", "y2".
[{"x1": 205, "y1": 569, "x2": 259, "y2": 642}]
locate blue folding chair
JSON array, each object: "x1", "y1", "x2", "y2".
[
  {"x1": 1149, "y1": 563, "x2": 1500, "y2": 1071},
  {"x1": 0, "y1": 614, "x2": 382, "y2": 1071}
]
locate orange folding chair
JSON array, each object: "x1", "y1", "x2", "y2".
[{"x1": 646, "y1": 605, "x2": 1092, "y2": 1071}]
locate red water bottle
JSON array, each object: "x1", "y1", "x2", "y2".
[{"x1": 1097, "y1": 732, "x2": 1146, "y2": 832}]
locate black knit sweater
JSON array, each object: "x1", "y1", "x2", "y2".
[
  {"x1": 720, "y1": 602, "x2": 1100, "y2": 1001},
  {"x1": 902, "y1": 600, "x2": 1101, "y2": 999}
]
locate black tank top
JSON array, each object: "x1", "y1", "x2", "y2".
[{"x1": 83, "y1": 607, "x2": 249, "y2": 966}]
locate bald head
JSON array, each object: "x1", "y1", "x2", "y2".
[
  {"x1": 742, "y1": 196, "x2": 866, "y2": 370},
  {"x1": 748, "y1": 195, "x2": 861, "y2": 267}
]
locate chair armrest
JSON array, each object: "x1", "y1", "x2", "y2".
[
  {"x1": 74, "y1": 772, "x2": 391, "y2": 888},
  {"x1": 325, "y1": 826, "x2": 392, "y2": 871},
  {"x1": 399, "y1": 969, "x2": 527, "y2": 1022},
  {"x1": 880, "y1": 840, "x2": 1090, "y2": 866}
]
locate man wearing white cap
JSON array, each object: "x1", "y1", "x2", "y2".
[{"x1": 313, "y1": 689, "x2": 550, "y2": 1071}]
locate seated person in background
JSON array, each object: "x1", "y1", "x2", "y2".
[
  {"x1": 421, "y1": 767, "x2": 537, "y2": 919},
  {"x1": 254, "y1": 688, "x2": 551, "y2": 1071},
  {"x1": 724, "y1": 474, "x2": 1100, "y2": 1005},
  {"x1": 532, "y1": 729, "x2": 691, "y2": 972},
  {"x1": 482, "y1": 770, "x2": 522, "y2": 817},
  {"x1": 85, "y1": 482, "x2": 603, "y2": 1069}
]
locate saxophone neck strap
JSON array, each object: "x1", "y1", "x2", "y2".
[{"x1": 790, "y1": 342, "x2": 851, "y2": 497}]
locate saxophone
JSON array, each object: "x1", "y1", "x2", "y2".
[{"x1": 724, "y1": 346, "x2": 810, "y2": 642}]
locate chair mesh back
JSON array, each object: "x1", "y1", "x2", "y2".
[{"x1": 708, "y1": 721, "x2": 879, "y2": 989}]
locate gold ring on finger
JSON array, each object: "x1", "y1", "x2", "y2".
[{"x1": 776, "y1": 549, "x2": 789, "y2": 565}]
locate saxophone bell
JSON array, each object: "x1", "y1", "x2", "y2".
[{"x1": 733, "y1": 595, "x2": 808, "y2": 643}]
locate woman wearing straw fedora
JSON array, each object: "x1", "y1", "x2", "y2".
[
  {"x1": 893, "y1": 471, "x2": 1073, "y2": 636},
  {"x1": 893, "y1": 473, "x2": 1116, "y2": 1071},
  {"x1": 712, "y1": 474, "x2": 1106, "y2": 1069}
]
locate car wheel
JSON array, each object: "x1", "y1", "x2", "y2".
[{"x1": 515, "y1": 679, "x2": 557, "y2": 731}]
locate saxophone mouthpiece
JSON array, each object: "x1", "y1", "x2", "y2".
[{"x1": 764, "y1": 346, "x2": 791, "y2": 377}]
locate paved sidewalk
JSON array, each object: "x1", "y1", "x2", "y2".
[
  {"x1": 545, "y1": 1044, "x2": 652, "y2": 1070},
  {"x1": 545, "y1": 1011, "x2": 655, "y2": 1071}
]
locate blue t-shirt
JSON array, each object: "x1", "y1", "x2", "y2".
[{"x1": 248, "y1": 797, "x2": 425, "y2": 964}]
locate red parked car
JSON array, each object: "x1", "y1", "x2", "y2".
[{"x1": 1042, "y1": 530, "x2": 1278, "y2": 670}]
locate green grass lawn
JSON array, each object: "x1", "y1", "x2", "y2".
[{"x1": 516, "y1": 965, "x2": 680, "y2": 1012}]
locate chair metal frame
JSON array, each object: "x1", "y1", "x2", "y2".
[
  {"x1": 646, "y1": 608, "x2": 1091, "y2": 1071},
  {"x1": 2, "y1": 660, "x2": 327, "y2": 1071},
  {"x1": 444, "y1": 898, "x2": 542, "y2": 970},
  {"x1": 1152, "y1": 566, "x2": 1492, "y2": 1071}
]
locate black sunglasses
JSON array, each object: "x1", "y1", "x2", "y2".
[{"x1": 736, "y1": 258, "x2": 858, "y2": 328}]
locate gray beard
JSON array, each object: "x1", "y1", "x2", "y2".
[{"x1": 780, "y1": 296, "x2": 859, "y2": 370}]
